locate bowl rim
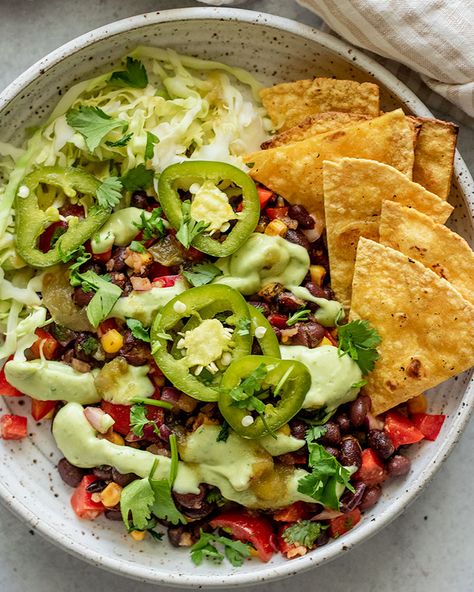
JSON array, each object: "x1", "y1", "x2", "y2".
[{"x1": 0, "y1": 6, "x2": 473, "y2": 588}]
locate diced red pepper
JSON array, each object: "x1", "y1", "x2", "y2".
[
  {"x1": 266, "y1": 207, "x2": 288, "y2": 220},
  {"x1": 384, "y1": 410, "x2": 424, "y2": 449},
  {"x1": 70, "y1": 475, "x2": 106, "y2": 520},
  {"x1": 277, "y1": 524, "x2": 308, "y2": 559},
  {"x1": 0, "y1": 359, "x2": 23, "y2": 397},
  {"x1": 100, "y1": 401, "x2": 131, "y2": 435},
  {"x1": 152, "y1": 274, "x2": 181, "y2": 288},
  {"x1": 31, "y1": 399, "x2": 57, "y2": 421},
  {"x1": 148, "y1": 262, "x2": 170, "y2": 279},
  {"x1": 257, "y1": 186, "x2": 274, "y2": 209},
  {"x1": 273, "y1": 501, "x2": 313, "y2": 522},
  {"x1": 38, "y1": 221, "x2": 68, "y2": 253},
  {"x1": 30, "y1": 328, "x2": 60, "y2": 360},
  {"x1": 268, "y1": 313, "x2": 288, "y2": 329},
  {"x1": 352, "y1": 448, "x2": 387, "y2": 486},
  {"x1": 0, "y1": 414, "x2": 27, "y2": 440},
  {"x1": 97, "y1": 319, "x2": 118, "y2": 338},
  {"x1": 92, "y1": 248, "x2": 112, "y2": 263},
  {"x1": 328, "y1": 508, "x2": 361, "y2": 539},
  {"x1": 210, "y1": 511, "x2": 277, "y2": 563},
  {"x1": 411, "y1": 413, "x2": 446, "y2": 441}
]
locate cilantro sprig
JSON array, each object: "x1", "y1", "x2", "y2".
[
  {"x1": 337, "y1": 319, "x2": 381, "y2": 375},
  {"x1": 105, "y1": 132, "x2": 133, "y2": 148},
  {"x1": 96, "y1": 176, "x2": 123, "y2": 209},
  {"x1": 190, "y1": 531, "x2": 251, "y2": 567},
  {"x1": 110, "y1": 57, "x2": 148, "y2": 89},
  {"x1": 145, "y1": 131, "x2": 158, "y2": 160},
  {"x1": 286, "y1": 309, "x2": 311, "y2": 327},
  {"x1": 121, "y1": 164, "x2": 154, "y2": 192},
  {"x1": 176, "y1": 200, "x2": 209, "y2": 249},
  {"x1": 126, "y1": 318, "x2": 150, "y2": 342},
  {"x1": 282, "y1": 520, "x2": 327, "y2": 549},
  {"x1": 133, "y1": 208, "x2": 166, "y2": 240},
  {"x1": 182, "y1": 262, "x2": 223, "y2": 287},
  {"x1": 66, "y1": 106, "x2": 128, "y2": 152}
]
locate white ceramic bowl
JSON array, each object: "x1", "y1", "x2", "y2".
[{"x1": 0, "y1": 7, "x2": 473, "y2": 588}]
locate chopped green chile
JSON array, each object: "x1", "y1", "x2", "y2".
[
  {"x1": 248, "y1": 305, "x2": 280, "y2": 358},
  {"x1": 219, "y1": 355, "x2": 311, "y2": 439},
  {"x1": 15, "y1": 166, "x2": 111, "y2": 268},
  {"x1": 157, "y1": 161, "x2": 259, "y2": 257}
]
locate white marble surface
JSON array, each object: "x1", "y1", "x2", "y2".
[{"x1": 0, "y1": 2, "x2": 472, "y2": 591}]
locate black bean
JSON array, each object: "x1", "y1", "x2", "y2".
[
  {"x1": 285, "y1": 229, "x2": 310, "y2": 250},
  {"x1": 288, "y1": 204, "x2": 315, "y2": 229},
  {"x1": 111, "y1": 468, "x2": 139, "y2": 487},
  {"x1": 120, "y1": 330, "x2": 150, "y2": 366},
  {"x1": 108, "y1": 272, "x2": 130, "y2": 290},
  {"x1": 173, "y1": 485, "x2": 207, "y2": 510},
  {"x1": 368, "y1": 430, "x2": 395, "y2": 460},
  {"x1": 92, "y1": 465, "x2": 113, "y2": 480},
  {"x1": 73, "y1": 286, "x2": 94, "y2": 307},
  {"x1": 309, "y1": 246, "x2": 329, "y2": 268},
  {"x1": 335, "y1": 412, "x2": 351, "y2": 434},
  {"x1": 106, "y1": 247, "x2": 128, "y2": 272},
  {"x1": 315, "y1": 529, "x2": 330, "y2": 547},
  {"x1": 277, "y1": 291, "x2": 305, "y2": 312},
  {"x1": 340, "y1": 482, "x2": 366, "y2": 513},
  {"x1": 167, "y1": 526, "x2": 197, "y2": 547},
  {"x1": 291, "y1": 322, "x2": 325, "y2": 348},
  {"x1": 130, "y1": 190, "x2": 150, "y2": 209},
  {"x1": 57, "y1": 458, "x2": 86, "y2": 488},
  {"x1": 104, "y1": 509, "x2": 123, "y2": 521},
  {"x1": 324, "y1": 445, "x2": 340, "y2": 459},
  {"x1": 387, "y1": 454, "x2": 411, "y2": 477},
  {"x1": 349, "y1": 395, "x2": 371, "y2": 428},
  {"x1": 289, "y1": 420, "x2": 307, "y2": 440},
  {"x1": 86, "y1": 479, "x2": 108, "y2": 493},
  {"x1": 359, "y1": 485, "x2": 382, "y2": 511},
  {"x1": 320, "y1": 421, "x2": 341, "y2": 445},
  {"x1": 339, "y1": 436, "x2": 362, "y2": 468}
]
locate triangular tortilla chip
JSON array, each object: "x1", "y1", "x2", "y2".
[
  {"x1": 261, "y1": 112, "x2": 371, "y2": 149},
  {"x1": 323, "y1": 158, "x2": 453, "y2": 308},
  {"x1": 350, "y1": 238, "x2": 474, "y2": 415},
  {"x1": 412, "y1": 118, "x2": 458, "y2": 200},
  {"x1": 260, "y1": 78, "x2": 380, "y2": 130},
  {"x1": 245, "y1": 110, "x2": 415, "y2": 222},
  {"x1": 379, "y1": 200, "x2": 474, "y2": 303}
]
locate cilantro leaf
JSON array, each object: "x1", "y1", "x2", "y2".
[
  {"x1": 129, "y1": 240, "x2": 147, "y2": 253},
  {"x1": 206, "y1": 489, "x2": 226, "y2": 506},
  {"x1": 148, "y1": 529, "x2": 164, "y2": 542},
  {"x1": 351, "y1": 379, "x2": 368, "y2": 389},
  {"x1": 145, "y1": 131, "x2": 159, "y2": 160},
  {"x1": 286, "y1": 309, "x2": 311, "y2": 327},
  {"x1": 150, "y1": 479, "x2": 186, "y2": 525},
  {"x1": 66, "y1": 106, "x2": 127, "y2": 151},
  {"x1": 216, "y1": 421, "x2": 230, "y2": 442},
  {"x1": 77, "y1": 270, "x2": 122, "y2": 328},
  {"x1": 282, "y1": 520, "x2": 326, "y2": 549},
  {"x1": 337, "y1": 319, "x2": 381, "y2": 375},
  {"x1": 126, "y1": 318, "x2": 150, "y2": 342},
  {"x1": 305, "y1": 425, "x2": 327, "y2": 443},
  {"x1": 110, "y1": 57, "x2": 148, "y2": 89},
  {"x1": 176, "y1": 200, "x2": 209, "y2": 249},
  {"x1": 96, "y1": 176, "x2": 123, "y2": 209},
  {"x1": 120, "y1": 478, "x2": 155, "y2": 530},
  {"x1": 121, "y1": 164, "x2": 154, "y2": 192},
  {"x1": 190, "y1": 531, "x2": 250, "y2": 567},
  {"x1": 105, "y1": 132, "x2": 133, "y2": 147},
  {"x1": 78, "y1": 335, "x2": 98, "y2": 356},
  {"x1": 133, "y1": 208, "x2": 165, "y2": 240},
  {"x1": 129, "y1": 403, "x2": 162, "y2": 438},
  {"x1": 182, "y1": 262, "x2": 223, "y2": 287}
]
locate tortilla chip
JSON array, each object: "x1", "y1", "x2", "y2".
[
  {"x1": 350, "y1": 238, "x2": 474, "y2": 415},
  {"x1": 245, "y1": 109, "x2": 415, "y2": 222},
  {"x1": 412, "y1": 118, "x2": 458, "y2": 199},
  {"x1": 260, "y1": 78, "x2": 380, "y2": 131},
  {"x1": 323, "y1": 158, "x2": 453, "y2": 308},
  {"x1": 379, "y1": 200, "x2": 474, "y2": 303},
  {"x1": 261, "y1": 112, "x2": 371, "y2": 149}
]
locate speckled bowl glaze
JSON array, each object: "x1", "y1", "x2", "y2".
[{"x1": 0, "y1": 7, "x2": 472, "y2": 588}]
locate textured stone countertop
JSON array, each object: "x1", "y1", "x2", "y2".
[{"x1": 0, "y1": 2, "x2": 472, "y2": 591}]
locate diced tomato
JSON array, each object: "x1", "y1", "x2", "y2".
[
  {"x1": 273, "y1": 502, "x2": 312, "y2": 522},
  {"x1": 210, "y1": 511, "x2": 277, "y2": 563},
  {"x1": 328, "y1": 508, "x2": 361, "y2": 539},
  {"x1": 92, "y1": 248, "x2": 112, "y2": 263},
  {"x1": 257, "y1": 186, "x2": 274, "y2": 209},
  {"x1": 352, "y1": 448, "x2": 387, "y2": 486},
  {"x1": 70, "y1": 475, "x2": 106, "y2": 520},
  {"x1": 38, "y1": 221, "x2": 68, "y2": 252},
  {"x1": 31, "y1": 399, "x2": 57, "y2": 421},
  {"x1": 97, "y1": 319, "x2": 118, "y2": 338},
  {"x1": 323, "y1": 330, "x2": 338, "y2": 347},
  {"x1": 30, "y1": 328, "x2": 59, "y2": 360},
  {"x1": 100, "y1": 401, "x2": 131, "y2": 435},
  {"x1": 0, "y1": 414, "x2": 27, "y2": 440},
  {"x1": 277, "y1": 524, "x2": 308, "y2": 559},
  {"x1": 152, "y1": 274, "x2": 181, "y2": 288},
  {"x1": 268, "y1": 314, "x2": 288, "y2": 329},
  {"x1": 0, "y1": 359, "x2": 23, "y2": 397},
  {"x1": 384, "y1": 410, "x2": 424, "y2": 449},
  {"x1": 266, "y1": 207, "x2": 288, "y2": 221},
  {"x1": 411, "y1": 413, "x2": 446, "y2": 441},
  {"x1": 186, "y1": 247, "x2": 206, "y2": 263},
  {"x1": 149, "y1": 262, "x2": 170, "y2": 279}
]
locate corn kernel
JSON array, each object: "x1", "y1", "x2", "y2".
[
  {"x1": 130, "y1": 530, "x2": 147, "y2": 541},
  {"x1": 407, "y1": 394, "x2": 428, "y2": 414},
  {"x1": 264, "y1": 219, "x2": 287, "y2": 237},
  {"x1": 318, "y1": 336, "x2": 333, "y2": 347},
  {"x1": 104, "y1": 430, "x2": 125, "y2": 446},
  {"x1": 310, "y1": 265, "x2": 326, "y2": 286},
  {"x1": 99, "y1": 482, "x2": 123, "y2": 507},
  {"x1": 278, "y1": 424, "x2": 291, "y2": 436},
  {"x1": 100, "y1": 329, "x2": 124, "y2": 354}
]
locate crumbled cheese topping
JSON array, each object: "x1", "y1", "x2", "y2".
[{"x1": 190, "y1": 180, "x2": 238, "y2": 234}]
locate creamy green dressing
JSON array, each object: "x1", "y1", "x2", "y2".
[
  {"x1": 214, "y1": 233, "x2": 309, "y2": 295},
  {"x1": 5, "y1": 360, "x2": 100, "y2": 404},
  {"x1": 280, "y1": 345, "x2": 362, "y2": 411},
  {"x1": 289, "y1": 285, "x2": 344, "y2": 327},
  {"x1": 52, "y1": 403, "x2": 314, "y2": 509},
  {"x1": 108, "y1": 279, "x2": 186, "y2": 326},
  {"x1": 90, "y1": 208, "x2": 151, "y2": 254}
]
